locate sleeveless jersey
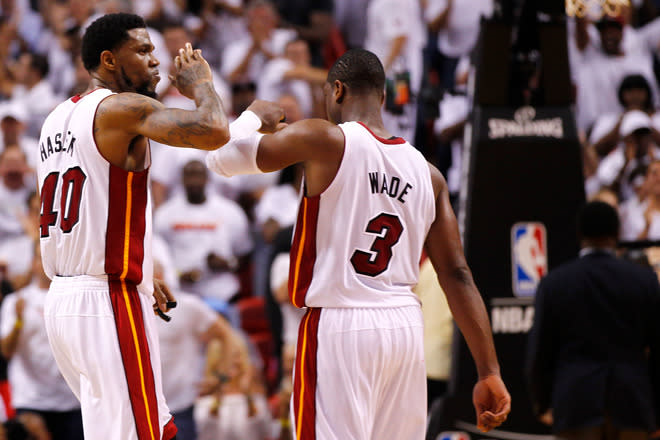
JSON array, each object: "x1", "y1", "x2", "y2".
[
  {"x1": 37, "y1": 89, "x2": 154, "y2": 294},
  {"x1": 288, "y1": 121, "x2": 436, "y2": 308}
]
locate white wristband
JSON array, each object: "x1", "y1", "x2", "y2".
[
  {"x1": 206, "y1": 131, "x2": 265, "y2": 177},
  {"x1": 229, "y1": 110, "x2": 262, "y2": 139}
]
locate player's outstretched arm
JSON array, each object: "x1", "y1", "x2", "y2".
[
  {"x1": 98, "y1": 43, "x2": 229, "y2": 150},
  {"x1": 424, "y1": 163, "x2": 510, "y2": 432},
  {"x1": 206, "y1": 116, "x2": 344, "y2": 196},
  {"x1": 256, "y1": 118, "x2": 344, "y2": 172}
]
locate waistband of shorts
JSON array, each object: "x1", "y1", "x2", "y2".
[{"x1": 50, "y1": 274, "x2": 110, "y2": 290}]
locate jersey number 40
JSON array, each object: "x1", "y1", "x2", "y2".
[{"x1": 40, "y1": 167, "x2": 87, "y2": 238}]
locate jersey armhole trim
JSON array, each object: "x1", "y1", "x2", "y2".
[{"x1": 309, "y1": 125, "x2": 347, "y2": 198}]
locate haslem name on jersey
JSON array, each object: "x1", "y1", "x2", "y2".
[
  {"x1": 368, "y1": 171, "x2": 413, "y2": 203},
  {"x1": 40, "y1": 132, "x2": 76, "y2": 162}
]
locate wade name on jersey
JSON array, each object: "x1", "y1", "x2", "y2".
[
  {"x1": 40, "y1": 131, "x2": 76, "y2": 162},
  {"x1": 368, "y1": 171, "x2": 413, "y2": 203}
]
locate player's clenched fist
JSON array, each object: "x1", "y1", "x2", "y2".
[
  {"x1": 168, "y1": 42, "x2": 213, "y2": 100},
  {"x1": 246, "y1": 99, "x2": 286, "y2": 133},
  {"x1": 473, "y1": 374, "x2": 511, "y2": 432}
]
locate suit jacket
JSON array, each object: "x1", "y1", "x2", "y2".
[{"x1": 525, "y1": 250, "x2": 660, "y2": 434}]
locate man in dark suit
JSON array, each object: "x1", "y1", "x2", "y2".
[{"x1": 526, "y1": 200, "x2": 660, "y2": 440}]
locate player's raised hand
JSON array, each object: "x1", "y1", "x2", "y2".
[
  {"x1": 168, "y1": 42, "x2": 214, "y2": 100},
  {"x1": 473, "y1": 374, "x2": 511, "y2": 432},
  {"x1": 246, "y1": 100, "x2": 286, "y2": 133}
]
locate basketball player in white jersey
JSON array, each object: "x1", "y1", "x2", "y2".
[
  {"x1": 36, "y1": 13, "x2": 239, "y2": 440},
  {"x1": 206, "y1": 49, "x2": 511, "y2": 439}
]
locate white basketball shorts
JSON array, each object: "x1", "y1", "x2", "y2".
[
  {"x1": 291, "y1": 305, "x2": 427, "y2": 440},
  {"x1": 44, "y1": 275, "x2": 176, "y2": 440}
]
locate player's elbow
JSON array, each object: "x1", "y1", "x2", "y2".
[{"x1": 199, "y1": 119, "x2": 229, "y2": 150}]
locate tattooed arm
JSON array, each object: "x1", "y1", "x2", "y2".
[{"x1": 95, "y1": 43, "x2": 229, "y2": 161}]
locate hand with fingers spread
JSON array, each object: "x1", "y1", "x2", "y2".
[
  {"x1": 473, "y1": 374, "x2": 511, "y2": 432},
  {"x1": 246, "y1": 99, "x2": 286, "y2": 133},
  {"x1": 169, "y1": 42, "x2": 214, "y2": 100}
]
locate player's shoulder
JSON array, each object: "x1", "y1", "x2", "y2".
[
  {"x1": 96, "y1": 91, "x2": 161, "y2": 122},
  {"x1": 426, "y1": 161, "x2": 445, "y2": 199},
  {"x1": 41, "y1": 98, "x2": 75, "y2": 126}
]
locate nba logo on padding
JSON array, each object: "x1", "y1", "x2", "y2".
[
  {"x1": 437, "y1": 431, "x2": 470, "y2": 440},
  {"x1": 511, "y1": 222, "x2": 548, "y2": 297}
]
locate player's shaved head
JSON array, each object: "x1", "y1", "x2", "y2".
[{"x1": 327, "y1": 49, "x2": 385, "y2": 95}]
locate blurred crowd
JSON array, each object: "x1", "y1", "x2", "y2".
[{"x1": 1, "y1": 0, "x2": 660, "y2": 438}]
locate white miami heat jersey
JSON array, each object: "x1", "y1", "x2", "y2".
[
  {"x1": 37, "y1": 89, "x2": 154, "y2": 293},
  {"x1": 288, "y1": 121, "x2": 436, "y2": 308}
]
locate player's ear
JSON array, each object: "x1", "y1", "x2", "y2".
[
  {"x1": 334, "y1": 80, "x2": 345, "y2": 104},
  {"x1": 100, "y1": 50, "x2": 116, "y2": 72}
]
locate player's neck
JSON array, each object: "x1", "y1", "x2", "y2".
[
  {"x1": 86, "y1": 76, "x2": 121, "y2": 96},
  {"x1": 353, "y1": 115, "x2": 392, "y2": 139},
  {"x1": 341, "y1": 100, "x2": 392, "y2": 139}
]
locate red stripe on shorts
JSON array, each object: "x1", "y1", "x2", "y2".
[
  {"x1": 288, "y1": 195, "x2": 320, "y2": 308},
  {"x1": 293, "y1": 308, "x2": 322, "y2": 439},
  {"x1": 109, "y1": 280, "x2": 161, "y2": 440}
]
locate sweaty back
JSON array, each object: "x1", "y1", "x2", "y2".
[
  {"x1": 288, "y1": 121, "x2": 435, "y2": 308},
  {"x1": 37, "y1": 89, "x2": 154, "y2": 293}
]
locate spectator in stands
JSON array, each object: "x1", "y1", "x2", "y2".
[
  {"x1": 572, "y1": 12, "x2": 660, "y2": 131},
  {"x1": 621, "y1": 159, "x2": 660, "y2": 240},
  {"x1": 195, "y1": 331, "x2": 272, "y2": 440},
  {"x1": 6, "y1": 51, "x2": 58, "y2": 138},
  {"x1": 0, "y1": 191, "x2": 38, "y2": 292},
  {"x1": 155, "y1": 159, "x2": 253, "y2": 302},
  {"x1": 0, "y1": 243, "x2": 83, "y2": 440},
  {"x1": 412, "y1": 257, "x2": 454, "y2": 411},
  {"x1": 158, "y1": 19, "x2": 232, "y2": 111},
  {"x1": 272, "y1": 343, "x2": 295, "y2": 440},
  {"x1": 333, "y1": 0, "x2": 368, "y2": 50},
  {"x1": 597, "y1": 109, "x2": 660, "y2": 201},
  {"x1": 433, "y1": 57, "x2": 470, "y2": 200},
  {"x1": 424, "y1": 0, "x2": 494, "y2": 91},
  {"x1": 365, "y1": 0, "x2": 426, "y2": 141},
  {"x1": 35, "y1": 0, "x2": 77, "y2": 99},
  {"x1": 150, "y1": 18, "x2": 233, "y2": 207},
  {"x1": 3, "y1": 412, "x2": 52, "y2": 440},
  {"x1": 257, "y1": 39, "x2": 327, "y2": 118},
  {"x1": 589, "y1": 74, "x2": 658, "y2": 158},
  {"x1": 133, "y1": 0, "x2": 188, "y2": 23},
  {"x1": 0, "y1": 102, "x2": 38, "y2": 171},
  {"x1": 220, "y1": 0, "x2": 296, "y2": 85},
  {"x1": 272, "y1": 0, "x2": 334, "y2": 67},
  {"x1": 269, "y1": 252, "x2": 303, "y2": 363},
  {"x1": 0, "y1": 146, "x2": 32, "y2": 242},
  {"x1": 197, "y1": 0, "x2": 247, "y2": 70},
  {"x1": 154, "y1": 260, "x2": 237, "y2": 440},
  {"x1": 589, "y1": 187, "x2": 620, "y2": 210},
  {"x1": 254, "y1": 162, "x2": 302, "y2": 245},
  {"x1": 526, "y1": 200, "x2": 660, "y2": 440}
]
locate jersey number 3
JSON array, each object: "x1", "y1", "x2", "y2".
[
  {"x1": 351, "y1": 213, "x2": 404, "y2": 277},
  {"x1": 40, "y1": 167, "x2": 87, "y2": 238}
]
